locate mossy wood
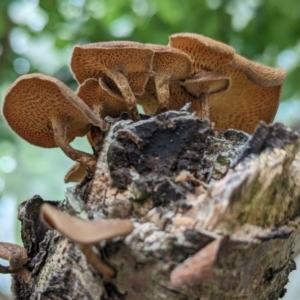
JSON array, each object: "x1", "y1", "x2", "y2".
[{"x1": 10, "y1": 109, "x2": 300, "y2": 300}]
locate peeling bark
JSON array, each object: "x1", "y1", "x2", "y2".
[{"x1": 10, "y1": 110, "x2": 300, "y2": 299}]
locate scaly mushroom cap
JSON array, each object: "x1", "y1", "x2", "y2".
[
  {"x1": 145, "y1": 44, "x2": 192, "y2": 80},
  {"x1": 71, "y1": 41, "x2": 154, "y2": 95},
  {"x1": 3, "y1": 74, "x2": 102, "y2": 148},
  {"x1": 169, "y1": 33, "x2": 286, "y2": 133},
  {"x1": 77, "y1": 78, "x2": 129, "y2": 118}
]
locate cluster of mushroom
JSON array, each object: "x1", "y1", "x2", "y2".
[
  {"x1": 2, "y1": 33, "x2": 285, "y2": 182},
  {"x1": 0, "y1": 33, "x2": 286, "y2": 285}
]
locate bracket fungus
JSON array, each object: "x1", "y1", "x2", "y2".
[
  {"x1": 3, "y1": 73, "x2": 107, "y2": 169},
  {"x1": 0, "y1": 242, "x2": 30, "y2": 283},
  {"x1": 168, "y1": 33, "x2": 286, "y2": 133},
  {"x1": 71, "y1": 41, "x2": 154, "y2": 121},
  {"x1": 40, "y1": 203, "x2": 134, "y2": 279}
]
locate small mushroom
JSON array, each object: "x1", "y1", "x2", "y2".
[
  {"x1": 181, "y1": 70, "x2": 230, "y2": 120},
  {"x1": 169, "y1": 33, "x2": 286, "y2": 133},
  {"x1": 170, "y1": 236, "x2": 229, "y2": 287},
  {"x1": 71, "y1": 41, "x2": 154, "y2": 121},
  {"x1": 140, "y1": 44, "x2": 192, "y2": 113},
  {"x1": 0, "y1": 242, "x2": 30, "y2": 283},
  {"x1": 63, "y1": 78, "x2": 130, "y2": 183},
  {"x1": 2, "y1": 74, "x2": 106, "y2": 169},
  {"x1": 40, "y1": 203, "x2": 134, "y2": 279},
  {"x1": 64, "y1": 162, "x2": 87, "y2": 183},
  {"x1": 140, "y1": 70, "x2": 230, "y2": 121}
]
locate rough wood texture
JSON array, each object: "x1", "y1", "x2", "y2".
[{"x1": 11, "y1": 110, "x2": 300, "y2": 300}]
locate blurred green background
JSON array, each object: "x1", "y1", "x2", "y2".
[{"x1": 0, "y1": 0, "x2": 300, "y2": 298}]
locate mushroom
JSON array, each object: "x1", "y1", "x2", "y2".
[
  {"x1": 40, "y1": 203, "x2": 134, "y2": 279},
  {"x1": 139, "y1": 69, "x2": 230, "y2": 121},
  {"x1": 180, "y1": 70, "x2": 230, "y2": 120},
  {"x1": 170, "y1": 236, "x2": 229, "y2": 287},
  {"x1": 137, "y1": 44, "x2": 192, "y2": 113},
  {"x1": 71, "y1": 41, "x2": 154, "y2": 121},
  {"x1": 64, "y1": 162, "x2": 87, "y2": 183},
  {"x1": 65, "y1": 78, "x2": 129, "y2": 183},
  {"x1": 0, "y1": 242, "x2": 30, "y2": 283},
  {"x1": 168, "y1": 33, "x2": 286, "y2": 133},
  {"x1": 2, "y1": 73, "x2": 106, "y2": 169}
]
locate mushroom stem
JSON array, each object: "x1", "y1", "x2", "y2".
[
  {"x1": 199, "y1": 93, "x2": 210, "y2": 121},
  {"x1": 0, "y1": 242, "x2": 31, "y2": 283},
  {"x1": 52, "y1": 120, "x2": 97, "y2": 169},
  {"x1": 154, "y1": 75, "x2": 170, "y2": 113},
  {"x1": 80, "y1": 245, "x2": 115, "y2": 281},
  {"x1": 107, "y1": 70, "x2": 140, "y2": 121}
]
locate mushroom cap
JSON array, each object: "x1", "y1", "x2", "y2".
[
  {"x1": 77, "y1": 78, "x2": 129, "y2": 118},
  {"x1": 40, "y1": 203, "x2": 134, "y2": 244},
  {"x1": 71, "y1": 41, "x2": 154, "y2": 95},
  {"x1": 182, "y1": 70, "x2": 230, "y2": 97},
  {"x1": 169, "y1": 33, "x2": 286, "y2": 133},
  {"x1": 145, "y1": 44, "x2": 192, "y2": 80},
  {"x1": 3, "y1": 73, "x2": 95, "y2": 148},
  {"x1": 64, "y1": 162, "x2": 87, "y2": 183}
]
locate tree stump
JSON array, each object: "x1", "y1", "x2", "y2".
[{"x1": 11, "y1": 109, "x2": 300, "y2": 300}]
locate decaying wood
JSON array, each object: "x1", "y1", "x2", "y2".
[{"x1": 10, "y1": 110, "x2": 300, "y2": 300}]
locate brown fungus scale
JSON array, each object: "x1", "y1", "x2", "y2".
[
  {"x1": 169, "y1": 33, "x2": 286, "y2": 133},
  {"x1": 3, "y1": 73, "x2": 106, "y2": 168},
  {"x1": 71, "y1": 41, "x2": 155, "y2": 121}
]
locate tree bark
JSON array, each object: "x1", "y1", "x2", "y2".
[{"x1": 11, "y1": 110, "x2": 300, "y2": 299}]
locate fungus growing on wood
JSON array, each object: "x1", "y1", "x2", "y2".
[
  {"x1": 169, "y1": 33, "x2": 286, "y2": 133},
  {"x1": 63, "y1": 78, "x2": 130, "y2": 182},
  {"x1": 64, "y1": 162, "x2": 87, "y2": 183},
  {"x1": 2, "y1": 74, "x2": 106, "y2": 169},
  {"x1": 139, "y1": 70, "x2": 230, "y2": 121},
  {"x1": 77, "y1": 78, "x2": 129, "y2": 119},
  {"x1": 40, "y1": 203, "x2": 134, "y2": 279},
  {"x1": 0, "y1": 242, "x2": 30, "y2": 283},
  {"x1": 140, "y1": 44, "x2": 192, "y2": 113},
  {"x1": 71, "y1": 41, "x2": 154, "y2": 121}
]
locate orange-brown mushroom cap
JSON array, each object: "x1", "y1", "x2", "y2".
[
  {"x1": 169, "y1": 33, "x2": 286, "y2": 133},
  {"x1": 71, "y1": 41, "x2": 154, "y2": 94},
  {"x1": 145, "y1": 44, "x2": 192, "y2": 80},
  {"x1": 3, "y1": 73, "x2": 106, "y2": 148}
]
